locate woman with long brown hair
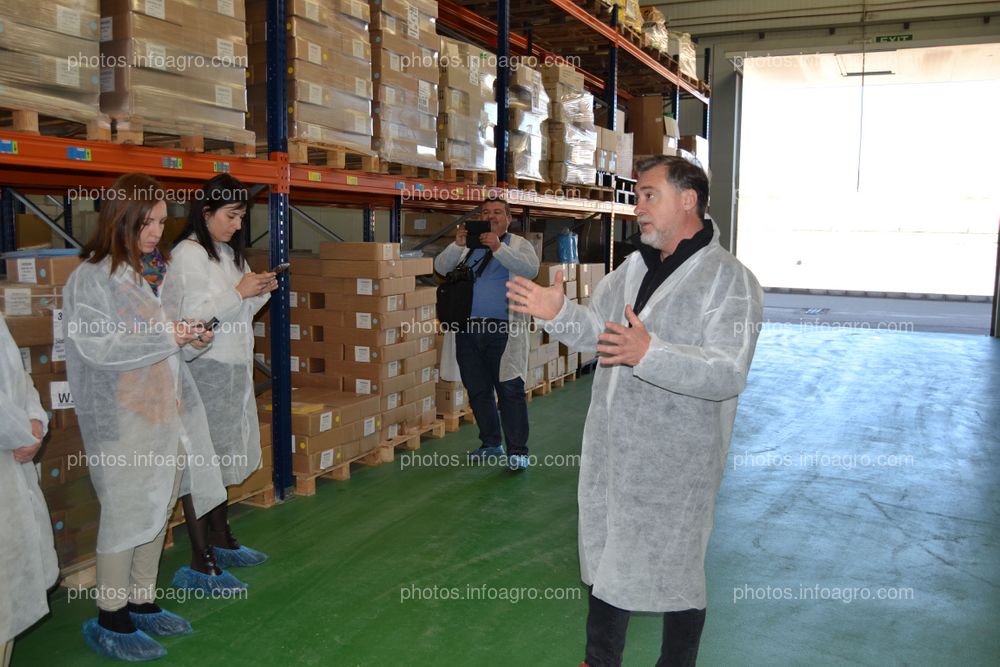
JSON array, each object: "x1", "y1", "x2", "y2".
[{"x1": 64, "y1": 173, "x2": 228, "y2": 661}]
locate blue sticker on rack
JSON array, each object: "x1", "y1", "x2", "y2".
[
  {"x1": 213, "y1": 161, "x2": 230, "y2": 173},
  {"x1": 161, "y1": 157, "x2": 183, "y2": 169},
  {"x1": 0, "y1": 139, "x2": 17, "y2": 154},
  {"x1": 395, "y1": 181, "x2": 406, "y2": 190},
  {"x1": 66, "y1": 147, "x2": 92, "y2": 161}
]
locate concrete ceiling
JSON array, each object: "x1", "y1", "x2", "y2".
[{"x1": 644, "y1": 0, "x2": 1000, "y2": 38}]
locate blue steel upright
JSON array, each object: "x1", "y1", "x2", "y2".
[
  {"x1": 0, "y1": 189, "x2": 14, "y2": 254},
  {"x1": 266, "y1": 0, "x2": 293, "y2": 497},
  {"x1": 389, "y1": 195, "x2": 401, "y2": 243},
  {"x1": 363, "y1": 207, "x2": 374, "y2": 241},
  {"x1": 494, "y1": 0, "x2": 510, "y2": 183}
]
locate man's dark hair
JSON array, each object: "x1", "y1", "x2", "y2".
[{"x1": 635, "y1": 155, "x2": 710, "y2": 218}]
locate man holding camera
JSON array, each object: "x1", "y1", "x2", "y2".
[{"x1": 433, "y1": 200, "x2": 540, "y2": 471}]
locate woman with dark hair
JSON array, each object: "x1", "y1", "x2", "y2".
[
  {"x1": 161, "y1": 174, "x2": 276, "y2": 593},
  {"x1": 64, "y1": 173, "x2": 227, "y2": 661}
]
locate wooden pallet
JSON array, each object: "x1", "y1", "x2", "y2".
[
  {"x1": 0, "y1": 108, "x2": 110, "y2": 141},
  {"x1": 440, "y1": 407, "x2": 475, "y2": 432},
  {"x1": 442, "y1": 166, "x2": 498, "y2": 186},
  {"x1": 112, "y1": 117, "x2": 255, "y2": 157},
  {"x1": 286, "y1": 141, "x2": 380, "y2": 170},
  {"x1": 528, "y1": 381, "x2": 552, "y2": 398},
  {"x1": 293, "y1": 444, "x2": 394, "y2": 496},
  {"x1": 506, "y1": 175, "x2": 543, "y2": 193},
  {"x1": 59, "y1": 556, "x2": 98, "y2": 591},
  {"x1": 582, "y1": 186, "x2": 616, "y2": 202},
  {"x1": 380, "y1": 161, "x2": 444, "y2": 180}
]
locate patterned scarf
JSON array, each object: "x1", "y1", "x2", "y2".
[{"x1": 140, "y1": 247, "x2": 167, "y2": 295}]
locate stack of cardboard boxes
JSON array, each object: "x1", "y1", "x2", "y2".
[
  {"x1": 369, "y1": 0, "x2": 442, "y2": 170},
  {"x1": 0, "y1": 0, "x2": 103, "y2": 131},
  {"x1": 627, "y1": 94, "x2": 679, "y2": 162},
  {"x1": 541, "y1": 62, "x2": 597, "y2": 187},
  {"x1": 668, "y1": 31, "x2": 697, "y2": 80},
  {"x1": 251, "y1": 243, "x2": 440, "y2": 476},
  {"x1": 437, "y1": 36, "x2": 497, "y2": 172},
  {"x1": 640, "y1": 6, "x2": 669, "y2": 54},
  {"x1": 247, "y1": 0, "x2": 374, "y2": 157},
  {"x1": 101, "y1": 0, "x2": 254, "y2": 145},
  {"x1": 2, "y1": 252, "x2": 100, "y2": 570},
  {"x1": 508, "y1": 64, "x2": 549, "y2": 183}
]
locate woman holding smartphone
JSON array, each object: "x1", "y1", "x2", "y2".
[
  {"x1": 162, "y1": 174, "x2": 276, "y2": 593},
  {"x1": 64, "y1": 173, "x2": 226, "y2": 661}
]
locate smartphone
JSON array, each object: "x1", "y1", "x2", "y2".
[
  {"x1": 203, "y1": 317, "x2": 220, "y2": 331},
  {"x1": 464, "y1": 220, "x2": 490, "y2": 249},
  {"x1": 269, "y1": 262, "x2": 291, "y2": 275}
]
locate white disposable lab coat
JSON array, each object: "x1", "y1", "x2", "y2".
[
  {"x1": 0, "y1": 314, "x2": 57, "y2": 643},
  {"x1": 63, "y1": 259, "x2": 226, "y2": 554},
  {"x1": 161, "y1": 240, "x2": 269, "y2": 485},
  {"x1": 434, "y1": 233, "x2": 539, "y2": 383},
  {"x1": 540, "y1": 228, "x2": 763, "y2": 611}
]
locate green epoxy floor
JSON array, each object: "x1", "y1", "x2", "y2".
[{"x1": 13, "y1": 327, "x2": 1000, "y2": 666}]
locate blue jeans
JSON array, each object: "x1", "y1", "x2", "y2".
[{"x1": 455, "y1": 328, "x2": 529, "y2": 455}]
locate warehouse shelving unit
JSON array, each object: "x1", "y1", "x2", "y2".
[{"x1": 0, "y1": 0, "x2": 709, "y2": 498}]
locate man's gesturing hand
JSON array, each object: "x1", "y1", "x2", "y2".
[
  {"x1": 597, "y1": 304, "x2": 650, "y2": 367},
  {"x1": 506, "y1": 270, "x2": 566, "y2": 321}
]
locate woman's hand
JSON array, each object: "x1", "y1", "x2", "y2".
[
  {"x1": 237, "y1": 272, "x2": 278, "y2": 299},
  {"x1": 13, "y1": 420, "x2": 44, "y2": 462}
]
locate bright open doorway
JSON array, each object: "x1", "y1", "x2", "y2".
[{"x1": 736, "y1": 43, "x2": 1000, "y2": 299}]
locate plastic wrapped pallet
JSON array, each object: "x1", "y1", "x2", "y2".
[
  {"x1": 601, "y1": 0, "x2": 641, "y2": 33},
  {"x1": 437, "y1": 36, "x2": 496, "y2": 172},
  {"x1": 668, "y1": 31, "x2": 697, "y2": 80},
  {"x1": 100, "y1": 0, "x2": 254, "y2": 144},
  {"x1": 369, "y1": 0, "x2": 442, "y2": 170},
  {"x1": 247, "y1": 0, "x2": 374, "y2": 155},
  {"x1": 509, "y1": 64, "x2": 549, "y2": 182},
  {"x1": 640, "y1": 6, "x2": 670, "y2": 55},
  {"x1": 0, "y1": 0, "x2": 103, "y2": 129},
  {"x1": 540, "y1": 63, "x2": 596, "y2": 186}
]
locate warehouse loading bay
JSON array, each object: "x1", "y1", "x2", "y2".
[{"x1": 2, "y1": 0, "x2": 999, "y2": 665}]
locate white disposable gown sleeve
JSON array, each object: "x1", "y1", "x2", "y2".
[{"x1": 0, "y1": 314, "x2": 58, "y2": 643}]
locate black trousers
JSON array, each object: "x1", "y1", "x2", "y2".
[{"x1": 585, "y1": 589, "x2": 706, "y2": 667}]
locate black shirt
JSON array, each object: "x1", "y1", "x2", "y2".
[{"x1": 632, "y1": 219, "x2": 713, "y2": 316}]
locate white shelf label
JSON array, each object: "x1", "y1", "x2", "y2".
[
  {"x1": 52, "y1": 309, "x2": 64, "y2": 340},
  {"x1": 289, "y1": 291, "x2": 298, "y2": 308},
  {"x1": 356, "y1": 278, "x2": 373, "y2": 296},
  {"x1": 4, "y1": 288, "x2": 32, "y2": 316},
  {"x1": 382, "y1": 245, "x2": 393, "y2": 260},
  {"x1": 51, "y1": 339, "x2": 65, "y2": 363},
  {"x1": 356, "y1": 313, "x2": 372, "y2": 329},
  {"x1": 320, "y1": 449, "x2": 334, "y2": 469},
  {"x1": 57, "y1": 5, "x2": 82, "y2": 36},
  {"x1": 388, "y1": 360, "x2": 400, "y2": 378},
  {"x1": 254, "y1": 321, "x2": 265, "y2": 337},
  {"x1": 16, "y1": 258, "x2": 36, "y2": 283},
  {"x1": 19, "y1": 348, "x2": 31, "y2": 372},
  {"x1": 291, "y1": 435, "x2": 296, "y2": 454},
  {"x1": 146, "y1": 43, "x2": 167, "y2": 70},
  {"x1": 308, "y1": 83, "x2": 323, "y2": 106},
  {"x1": 421, "y1": 367, "x2": 431, "y2": 384},
  {"x1": 99, "y1": 16, "x2": 113, "y2": 42},
  {"x1": 305, "y1": 0, "x2": 320, "y2": 22},
  {"x1": 387, "y1": 392, "x2": 399, "y2": 409},
  {"x1": 354, "y1": 346, "x2": 370, "y2": 363},
  {"x1": 319, "y1": 411, "x2": 333, "y2": 432},
  {"x1": 456, "y1": 390, "x2": 466, "y2": 408},
  {"x1": 254, "y1": 353, "x2": 265, "y2": 364},
  {"x1": 389, "y1": 53, "x2": 401, "y2": 72},
  {"x1": 290, "y1": 355, "x2": 300, "y2": 372},
  {"x1": 363, "y1": 417, "x2": 376, "y2": 437},
  {"x1": 385, "y1": 328, "x2": 397, "y2": 345},
  {"x1": 56, "y1": 60, "x2": 80, "y2": 89},
  {"x1": 413, "y1": 218, "x2": 427, "y2": 230},
  {"x1": 419, "y1": 336, "x2": 431, "y2": 353},
  {"x1": 355, "y1": 378, "x2": 371, "y2": 395},
  {"x1": 421, "y1": 396, "x2": 433, "y2": 412},
  {"x1": 352, "y1": 39, "x2": 365, "y2": 60},
  {"x1": 217, "y1": 39, "x2": 235, "y2": 62},
  {"x1": 215, "y1": 84, "x2": 233, "y2": 109},
  {"x1": 217, "y1": 0, "x2": 235, "y2": 17},
  {"x1": 50, "y1": 381, "x2": 74, "y2": 409},
  {"x1": 144, "y1": 0, "x2": 166, "y2": 20},
  {"x1": 307, "y1": 42, "x2": 322, "y2": 65},
  {"x1": 100, "y1": 67, "x2": 115, "y2": 93},
  {"x1": 355, "y1": 78, "x2": 369, "y2": 99},
  {"x1": 420, "y1": 304, "x2": 434, "y2": 320},
  {"x1": 289, "y1": 324, "x2": 301, "y2": 340},
  {"x1": 406, "y1": 3, "x2": 420, "y2": 39},
  {"x1": 388, "y1": 423, "x2": 399, "y2": 440}
]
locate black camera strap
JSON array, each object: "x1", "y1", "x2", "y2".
[{"x1": 458, "y1": 249, "x2": 493, "y2": 278}]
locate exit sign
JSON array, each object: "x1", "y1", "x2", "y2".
[{"x1": 874, "y1": 33, "x2": 913, "y2": 43}]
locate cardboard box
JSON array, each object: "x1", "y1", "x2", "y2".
[
  {"x1": 403, "y1": 348, "x2": 437, "y2": 375},
  {"x1": 435, "y1": 385, "x2": 465, "y2": 412},
  {"x1": 5, "y1": 255, "x2": 80, "y2": 286},
  {"x1": 536, "y1": 262, "x2": 570, "y2": 287},
  {"x1": 403, "y1": 286, "x2": 437, "y2": 310},
  {"x1": 400, "y1": 257, "x2": 435, "y2": 276},
  {"x1": 321, "y1": 260, "x2": 403, "y2": 279},
  {"x1": 5, "y1": 315, "x2": 55, "y2": 347},
  {"x1": 319, "y1": 242, "x2": 400, "y2": 262},
  {"x1": 340, "y1": 309, "x2": 415, "y2": 331},
  {"x1": 346, "y1": 340, "x2": 419, "y2": 364},
  {"x1": 564, "y1": 280, "x2": 578, "y2": 300},
  {"x1": 540, "y1": 62, "x2": 585, "y2": 90}
]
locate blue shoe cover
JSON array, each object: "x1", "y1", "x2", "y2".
[
  {"x1": 128, "y1": 609, "x2": 192, "y2": 637},
  {"x1": 82, "y1": 619, "x2": 166, "y2": 662},
  {"x1": 171, "y1": 566, "x2": 247, "y2": 596},
  {"x1": 213, "y1": 544, "x2": 268, "y2": 568}
]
